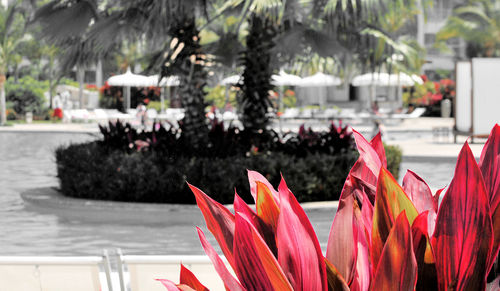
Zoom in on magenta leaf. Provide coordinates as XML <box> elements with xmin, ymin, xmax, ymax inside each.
<box><xmin>432</xmin><ymin>143</ymin><xmax>493</xmax><ymax>291</ymax></box>
<box><xmin>276</xmin><ymin>183</ymin><xmax>327</xmax><ymax>291</ymax></box>
<box><xmin>403</xmin><ymin>169</ymin><xmax>437</xmax><ymax>213</ymax></box>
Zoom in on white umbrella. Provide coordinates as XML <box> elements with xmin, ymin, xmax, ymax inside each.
<box><xmin>296</xmin><ymin>72</ymin><xmax>341</xmax><ymax>108</ymax></box>
<box><xmin>147</xmin><ymin>75</ymin><xmax>181</xmax><ymax>87</ymax></box>
<box><xmin>271</xmin><ymin>70</ymin><xmax>302</xmax><ymax>86</ymax></box>
<box><xmin>351</xmin><ymin>72</ymin><xmax>423</xmax><ymax>87</ymax></box>
<box><xmin>298</xmin><ymin>72</ymin><xmax>342</xmax><ymax>87</ymax></box>
<box><xmin>351</xmin><ymin>72</ymin><xmax>423</xmax><ymax>109</ymax></box>
<box><xmin>271</xmin><ymin>70</ymin><xmax>302</xmax><ymax>116</ymax></box>
<box><xmin>107</xmin><ymin>67</ymin><xmax>150</xmax><ymax>109</ymax></box>
<box><xmin>220</xmin><ymin>75</ymin><xmax>241</xmax><ymax>86</ymax></box>
<box><xmin>147</xmin><ymin>75</ymin><xmax>181</xmax><ymax>113</ymax></box>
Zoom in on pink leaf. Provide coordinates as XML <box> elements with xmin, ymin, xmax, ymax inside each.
<box><xmin>361</xmin><ymin>191</ymin><xmax>373</xmax><ymax>241</ymax></box>
<box><xmin>197</xmin><ymin>228</ymin><xmax>244</xmax><ymax>291</ymax></box>
<box><xmin>370</xmin><ymin>132</ymin><xmax>387</xmax><ymax>169</ymax></box>
<box><xmin>189</xmin><ymin>183</ymin><xmax>236</xmax><ymax>270</ymax></box>
<box><xmin>326</xmin><ymin>194</ymin><xmax>358</xmax><ymax>285</ymax></box>
<box><xmin>157</xmin><ymin>279</ymin><xmax>182</xmax><ymax>291</ymax></box>
<box><xmin>350</xmin><ymin>130</ymin><xmax>384</xmax><ymax>201</ymax></box>
<box><xmin>234</xmin><ymin>193</ymin><xmax>277</xmax><ymax>256</ymax></box>
<box><xmin>432</xmin><ymin>143</ymin><xmax>493</xmax><ymax>291</ymax></box>
<box><xmin>233</xmin><ymin>213</ymin><xmax>293</xmax><ymax>291</ymax></box>
<box><xmin>276</xmin><ymin>183</ymin><xmax>327</xmax><ymax>291</ymax></box>
<box><xmin>350</xmin><ymin>213</ymin><xmax>371</xmax><ymax>291</ymax></box>
<box><xmin>403</xmin><ymin>170</ymin><xmax>437</xmax><ymax>213</ymax></box>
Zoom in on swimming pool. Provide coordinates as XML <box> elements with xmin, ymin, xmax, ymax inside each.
<box><xmin>0</xmin><ymin>131</ymin><xmax>454</xmax><ymax>256</ymax></box>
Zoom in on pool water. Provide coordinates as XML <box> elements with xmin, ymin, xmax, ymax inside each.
<box><xmin>0</xmin><ymin>132</ymin><xmax>338</xmax><ymax>256</ymax></box>
<box><xmin>0</xmin><ymin>131</ymin><xmax>455</xmax><ymax>256</ymax></box>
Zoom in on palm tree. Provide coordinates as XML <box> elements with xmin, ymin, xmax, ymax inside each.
<box><xmin>35</xmin><ymin>0</ymin><xmax>241</xmax><ymax>147</ymax></box>
<box><xmin>0</xmin><ymin>2</ymin><xmax>28</xmax><ymax>125</ymax></box>
<box><xmin>436</xmin><ymin>0</ymin><xmax>500</xmax><ymax>58</ymax></box>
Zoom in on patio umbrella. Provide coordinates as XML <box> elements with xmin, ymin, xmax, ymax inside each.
<box><xmin>298</xmin><ymin>72</ymin><xmax>341</xmax><ymax>107</ymax></box>
<box><xmin>298</xmin><ymin>72</ymin><xmax>342</xmax><ymax>87</ymax></box>
<box><xmin>147</xmin><ymin>75</ymin><xmax>181</xmax><ymax>113</ymax></box>
<box><xmin>351</xmin><ymin>72</ymin><xmax>423</xmax><ymax>109</ymax></box>
<box><xmin>271</xmin><ymin>70</ymin><xmax>302</xmax><ymax>86</ymax></box>
<box><xmin>107</xmin><ymin>67</ymin><xmax>150</xmax><ymax>110</ymax></box>
<box><xmin>271</xmin><ymin>70</ymin><xmax>303</xmax><ymax>113</ymax></box>
<box><xmin>351</xmin><ymin>72</ymin><xmax>423</xmax><ymax>87</ymax></box>
<box><xmin>220</xmin><ymin>75</ymin><xmax>240</xmax><ymax>86</ymax></box>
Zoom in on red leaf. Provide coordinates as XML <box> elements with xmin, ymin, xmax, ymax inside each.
<box><xmin>403</xmin><ymin>170</ymin><xmax>437</xmax><ymax>213</ymax></box>
<box><xmin>276</xmin><ymin>184</ymin><xmax>327</xmax><ymax>291</ymax></box>
<box><xmin>324</xmin><ymin>258</ymin><xmax>350</xmax><ymax>291</ymax></box>
<box><xmin>197</xmin><ymin>228</ymin><xmax>244</xmax><ymax>291</ymax></box>
<box><xmin>434</xmin><ymin>188</ymin><xmax>444</xmax><ymax>205</ymax></box>
<box><xmin>233</xmin><ymin>213</ymin><xmax>293</xmax><ymax>291</ymax></box>
<box><xmin>180</xmin><ymin>264</ymin><xmax>209</xmax><ymax>291</ymax></box>
<box><xmin>248</xmin><ymin>170</ymin><xmax>279</xmax><ymax>204</ymax></box>
<box><xmin>479</xmin><ymin>124</ymin><xmax>500</xmax><ymax>271</ymax></box>
<box><xmin>361</xmin><ymin>192</ymin><xmax>373</xmax><ymax>241</ymax></box>
<box><xmin>234</xmin><ymin>193</ymin><xmax>277</xmax><ymax>256</ymax></box>
<box><xmin>371</xmin><ymin>212</ymin><xmax>417</xmax><ymax>291</ymax></box>
<box><xmin>189</xmin><ymin>183</ymin><xmax>236</xmax><ymax>270</ymax></box>
<box><xmin>326</xmin><ymin>194</ymin><xmax>358</xmax><ymax>285</ymax></box>
<box><xmin>411</xmin><ymin>212</ymin><xmax>438</xmax><ymax>291</ymax></box>
<box><xmin>431</xmin><ymin>143</ymin><xmax>493</xmax><ymax>291</ymax></box>
<box><xmin>371</xmin><ymin>168</ymin><xmax>419</xmax><ymax>271</ymax></box>
<box><xmin>479</xmin><ymin>124</ymin><xmax>500</xmax><ymax>209</ymax></box>
<box><xmin>370</xmin><ymin>132</ymin><xmax>387</xmax><ymax>169</ymax></box>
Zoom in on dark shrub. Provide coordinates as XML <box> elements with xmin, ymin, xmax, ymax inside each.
<box><xmin>56</xmin><ymin>120</ymin><xmax>401</xmax><ymax>204</ymax></box>
<box><xmin>56</xmin><ymin>142</ymin><xmax>358</xmax><ymax>204</ymax></box>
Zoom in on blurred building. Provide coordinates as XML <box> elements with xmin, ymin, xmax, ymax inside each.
<box><xmin>417</xmin><ymin>0</ymin><xmax>465</xmax><ymax>80</ymax></box>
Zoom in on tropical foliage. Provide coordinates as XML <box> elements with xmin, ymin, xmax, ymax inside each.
<box><xmin>437</xmin><ymin>0</ymin><xmax>500</xmax><ymax>58</ymax></box>
<box><xmin>159</xmin><ymin>124</ymin><xmax>500</xmax><ymax>290</ymax></box>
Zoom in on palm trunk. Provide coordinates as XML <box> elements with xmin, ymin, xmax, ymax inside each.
<box><xmin>0</xmin><ymin>75</ymin><xmax>5</xmax><ymax>125</ymax></box>
<box><xmin>77</xmin><ymin>66</ymin><xmax>85</xmax><ymax>109</ymax></box>
<box><xmin>96</xmin><ymin>58</ymin><xmax>103</xmax><ymax>88</ymax></box>
<box><xmin>170</xmin><ymin>18</ymin><xmax>208</xmax><ymax>148</ymax></box>
<box><xmin>238</xmin><ymin>15</ymin><xmax>276</xmax><ymax>132</ymax></box>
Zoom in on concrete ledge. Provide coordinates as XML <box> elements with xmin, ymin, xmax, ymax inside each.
<box><xmin>21</xmin><ymin>188</ymin><xmax>339</xmax><ymax>225</ymax></box>
<box><xmin>21</xmin><ymin>188</ymin><xmax>204</xmax><ymax>225</ymax></box>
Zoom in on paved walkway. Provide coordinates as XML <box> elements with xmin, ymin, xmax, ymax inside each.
<box><xmin>0</xmin><ymin>117</ymin><xmax>491</xmax><ymax>160</ymax></box>
<box><xmin>0</xmin><ymin>122</ymin><xmax>99</xmax><ymax>133</ymax></box>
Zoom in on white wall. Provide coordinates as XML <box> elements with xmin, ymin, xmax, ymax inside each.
<box><xmin>471</xmin><ymin>58</ymin><xmax>500</xmax><ymax>135</ymax></box>
<box><xmin>455</xmin><ymin>61</ymin><xmax>471</xmax><ymax>133</ymax></box>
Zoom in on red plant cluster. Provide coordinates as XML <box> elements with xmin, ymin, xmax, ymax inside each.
<box><xmin>85</xmin><ymin>84</ymin><xmax>98</xmax><ymax>91</ymax></box>
<box><xmin>159</xmin><ymin>125</ymin><xmax>500</xmax><ymax>291</ymax></box>
<box><xmin>52</xmin><ymin>108</ymin><xmax>63</xmax><ymax>119</ymax></box>
<box><xmin>411</xmin><ymin>76</ymin><xmax>456</xmax><ymax>106</ymax></box>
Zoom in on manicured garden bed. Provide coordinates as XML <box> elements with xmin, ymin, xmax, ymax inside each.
<box><xmin>55</xmin><ymin>121</ymin><xmax>402</xmax><ymax>204</ymax></box>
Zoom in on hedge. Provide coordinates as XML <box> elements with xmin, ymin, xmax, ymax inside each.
<box><xmin>55</xmin><ymin>142</ymin><xmax>402</xmax><ymax>204</ymax></box>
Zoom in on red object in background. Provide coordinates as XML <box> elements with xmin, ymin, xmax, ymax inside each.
<box><xmin>143</xmin><ymin>98</ymin><xmax>150</xmax><ymax>105</ymax></box>
<box><xmin>85</xmin><ymin>84</ymin><xmax>98</xmax><ymax>90</ymax></box>
<box><xmin>53</xmin><ymin>108</ymin><xmax>63</xmax><ymax>119</ymax></box>
<box><xmin>420</xmin><ymin>75</ymin><xmax>428</xmax><ymax>82</ymax></box>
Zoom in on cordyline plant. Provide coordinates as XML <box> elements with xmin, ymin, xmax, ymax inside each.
<box><xmin>158</xmin><ymin>124</ymin><xmax>500</xmax><ymax>291</ymax></box>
